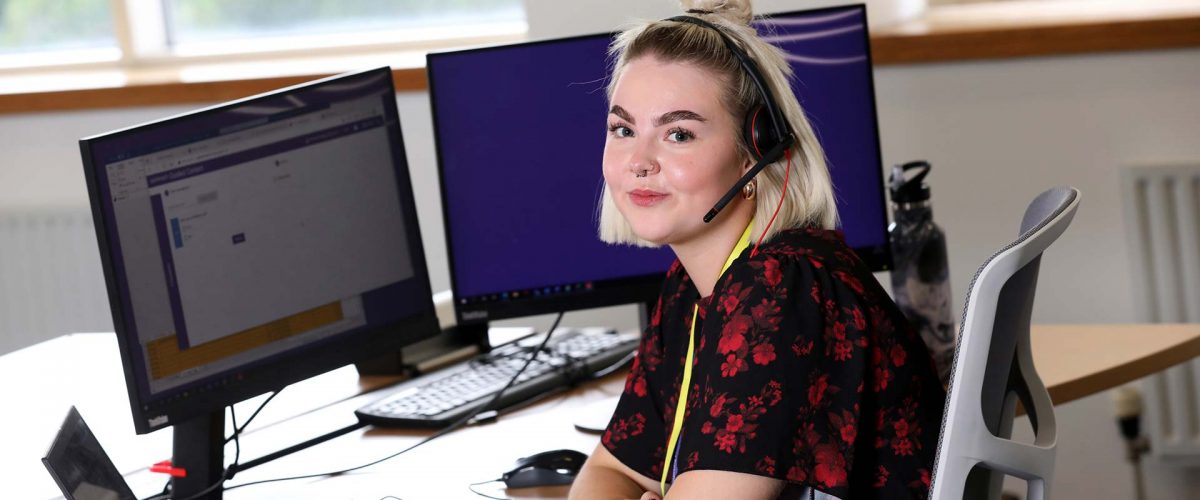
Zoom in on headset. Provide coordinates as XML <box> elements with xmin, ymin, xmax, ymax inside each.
<box><xmin>666</xmin><ymin>14</ymin><xmax>797</xmax><ymax>223</ymax></box>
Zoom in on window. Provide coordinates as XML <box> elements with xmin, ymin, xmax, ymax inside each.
<box><xmin>165</xmin><ymin>0</ymin><xmax>524</xmax><ymax>47</ymax></box>
<box><xmin>0</xmin><ymin>0</ymin><xmax>119</xmax><ymax>69</ymax></box>
<box><xmin>0</xmin><ymin>0</ymin><xmax>526</xmax><ymax>72</ymax></box>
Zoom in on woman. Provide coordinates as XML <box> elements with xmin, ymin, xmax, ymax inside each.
<box><xmin>569</xmin><ymin>1</ymin><xmax>946</xmax><ymax>499</ymax></box>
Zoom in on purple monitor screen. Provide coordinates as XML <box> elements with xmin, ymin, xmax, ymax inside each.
<box><xmin>429</xmin><ymin>5</ymin><xmax>888</xmax><ymax>320</ymax></box>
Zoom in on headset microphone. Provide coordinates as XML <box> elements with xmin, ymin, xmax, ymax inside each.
<box><xmin>703</xmin><ymin>135</ymin><xmax>793</xmax><ymax>223</ymax></box>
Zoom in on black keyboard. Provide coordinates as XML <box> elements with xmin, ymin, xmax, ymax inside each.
<box><xmin>355</xmin><ymin>327</ymin><xmax>639</xmax><ymax>428</ymax></box>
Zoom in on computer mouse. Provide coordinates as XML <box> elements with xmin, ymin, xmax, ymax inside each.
<box><xmin>502</xmin><ymin>448</ymin><xmax>589</xmax><ymax>489</ymax></box>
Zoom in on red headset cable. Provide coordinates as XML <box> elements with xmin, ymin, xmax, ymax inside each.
<box><xmin>751</xmin><ymin>148</ymin><xmax>791</xmax><ymax>258</ymax></box>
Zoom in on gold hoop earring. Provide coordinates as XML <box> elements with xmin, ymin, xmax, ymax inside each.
<box><xmin>742</xmin><ymin>180</ymin><xmax>756</xmax><ymax>200</ymax></box>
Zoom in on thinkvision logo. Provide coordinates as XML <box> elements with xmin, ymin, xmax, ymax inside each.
<box><xmin>462</xmin><ymin>310</ymin><xmax>488</xmax><ymax>321</ymax></box>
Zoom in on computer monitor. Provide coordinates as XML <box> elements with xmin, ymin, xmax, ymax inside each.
<box><xmin>79</xmin><ymin>67</ymin><xmax>439</xmax><ymax>497</ymax></box>
<box><xmin>428</xmin><ymin>4</ymin><xmax>888</xmax><ymax>329</ymax></box>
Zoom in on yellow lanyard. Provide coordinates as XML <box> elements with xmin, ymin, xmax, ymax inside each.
<box><xmin>659</xmin><ymin>221</ymin><xmax>754</xmax><ymax>495</ymax></box>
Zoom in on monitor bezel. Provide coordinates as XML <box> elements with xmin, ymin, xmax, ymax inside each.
<box><xmin>80</xmin><ymin>67</ymin><xmax>440</xmax><ymax>435</ymax></box>
<box><xmin>844</xmin><ymin>3</ymin><xmax>894</xmax><ymax>272</ymax></box>
<box><xmin>428</xmin><ymin>3</ymin><xmax>891</xmax><ymax>326</ymax></box>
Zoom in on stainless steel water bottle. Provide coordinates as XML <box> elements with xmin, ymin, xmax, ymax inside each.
<box><xmin>888</xmin><ymin>160</ymin><xmax>954</xmax><ymax>382</ymax></box>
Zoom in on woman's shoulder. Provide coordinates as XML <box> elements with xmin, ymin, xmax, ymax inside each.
<box><xmin>750</xmin><ymin>226</ymin><xmax>859</xmax><ymax>268</ymax></box>
<box><xmin>734</xmin><ymin>227</ymin><xmax>874</xmax><ymax>290</ymax></box>
<box><xmin>712</xmin><ymin>226</ymin><xmax>897</xmax><ymax>326</ymax></box>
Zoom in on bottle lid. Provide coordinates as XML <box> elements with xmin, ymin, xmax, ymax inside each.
<box><xmin>890</xmin><ymin>160</ymin><xmax>932</xmax><ymax>203</ymax></box>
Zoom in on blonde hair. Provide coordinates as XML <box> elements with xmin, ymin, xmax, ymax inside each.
<box><xmin>598</xmin><ymin>0</ymin><xmax>839</xmax><ymax>247</ymax></box>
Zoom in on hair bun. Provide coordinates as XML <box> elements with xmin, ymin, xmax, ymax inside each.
<box><xmin>679</xmin><ymin>0</ymin><xmax>753</xmax><ymax>26</ymax></box>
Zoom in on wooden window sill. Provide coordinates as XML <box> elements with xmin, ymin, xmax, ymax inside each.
<box><xmin>869</xmin><ymin>0</ymin><xmax>1200</xmax><ymax>65</ymax></box>
<box><xmin>0</xmin><ymin>1</ymin><xmax>1197</xmax><ymax>115</ymax></box>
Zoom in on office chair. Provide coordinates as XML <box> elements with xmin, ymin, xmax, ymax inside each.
<box><xmin>930</xmin><ymin>187</ymin><xmax>1081</xmax><ymax>500</ymax></box>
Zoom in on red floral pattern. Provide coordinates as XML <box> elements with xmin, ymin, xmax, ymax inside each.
<box><xmin>602</xmin><ymin>228</ymin><xmax>945</xmax><ymax>499</ymax></box>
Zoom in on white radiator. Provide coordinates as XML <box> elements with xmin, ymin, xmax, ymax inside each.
<box><xmin>1121</xmin><ymin>164</ymin><xmax>1200</xmax><ymax>462</ymax></box>
<box><xmin>0</xmin><ymin>207</ymin><xmax>112</xmax><ymax>354</ymax></box>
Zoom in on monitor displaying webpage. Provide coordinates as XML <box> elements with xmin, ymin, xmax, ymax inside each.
<box><xmin>98</xmin><ymin>81</ymin><xmax>416</xmax><ymax>396</ymax></box>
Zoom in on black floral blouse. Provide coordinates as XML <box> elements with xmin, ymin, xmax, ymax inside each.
<box><xmin>602</xmin><ymin>227</ymin><xmax>946</xmax><ymax>499</ymax></box>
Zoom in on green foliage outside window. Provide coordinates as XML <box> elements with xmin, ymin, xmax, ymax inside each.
<box><xmin>166</xmin><ymin>0</ymin><xmax>524</xmax><ymax>44</ymax></box>
<box><xmin>0</xmin><ymin>0</ymin><xmax>114</xmax><ymax>54</ymax></box>
<box><xmin>0</xmin><ymin>0</ymin><xmax>522</xmax><ymax>55</ymax></box>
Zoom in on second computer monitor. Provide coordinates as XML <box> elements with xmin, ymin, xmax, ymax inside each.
<box><xmin>429</xmin><ymin>5</ymin><xmax>888</xmax><ymax>326</ymax></box>
<box><xmin>80</xmin><ymin>68</ymin><xmax>439</xmax><ymax>435</ymax></box>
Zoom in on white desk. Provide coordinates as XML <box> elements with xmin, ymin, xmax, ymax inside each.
<box><xmin>5</xmin><ymin>324</ymin><xmax>1199</xmax><ymax>499</ymax></box>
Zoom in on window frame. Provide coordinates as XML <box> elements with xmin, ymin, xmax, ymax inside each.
<box><xmin>0</xmin><ymin>0</ymin><xmax>528</xmax><ymax>80</ymax></box>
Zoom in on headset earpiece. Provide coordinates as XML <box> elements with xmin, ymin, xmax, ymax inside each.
<box><xmin>743</xmin><ymin>104</ymin><xmax>785</xmax><ymax>163</ymax></box>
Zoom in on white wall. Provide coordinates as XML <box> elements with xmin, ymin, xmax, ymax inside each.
<box><xmin>871</xmin><ymin>48</ymin><xmax>1200</xmax><ymax>500</ymax></box>
<box><xmin>1</xmin><ymin>1</ymin><xmax>1198</xmax><ymax>498</ymax></box>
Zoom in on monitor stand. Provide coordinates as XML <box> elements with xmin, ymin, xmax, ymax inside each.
<box><xmin>354</xmin><ymin>322</ymin><xmax>489</xmax><ymax>376</ymax></box>
<box><xmin>170</xmin><ymin>405</ymin><xmax>367</xmax><ymax>499</ymax></box>
<box><xmin>355</xmin><ymin>300</ymin><xmax>654</xmax><ymax>377</ymax></box>
<box><xmin>171</xmin><ymin>411</ymin><xmax>224</xmax><ymax>499</ymax></box>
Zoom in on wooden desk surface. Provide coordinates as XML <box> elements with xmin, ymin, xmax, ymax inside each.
<box><xmin>1034</xmin><ymin>324</ymin><xmax>1200</xmax><ymax>405</ymax></box>
<box><xmin>5</xmin><ymin>324</ymin><xmax>1199</xmax><ymax>499</ymax></box>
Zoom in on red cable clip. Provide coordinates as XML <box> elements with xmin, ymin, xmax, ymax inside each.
<box><xmin>150</xmin><ymin>460</ymin><xmax>188</xmax><ymax>478</ymax></box>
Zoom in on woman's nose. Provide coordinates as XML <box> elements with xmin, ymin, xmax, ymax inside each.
<box><xmin>627</xmin><ymin>139</ymin><xmax>660</xmax><ymax>178</ymax></box>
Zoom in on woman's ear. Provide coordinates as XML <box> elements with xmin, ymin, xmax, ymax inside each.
<box><xmin>741</xmin><ymin>153</ymin><xmax>755</xmax><ymax>174</ymax></box>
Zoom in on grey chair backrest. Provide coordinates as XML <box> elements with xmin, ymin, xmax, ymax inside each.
<box><xmin>930</xmin><ymin>187</ymin><xmax>1081</xmax><ymax>500</ymax></box>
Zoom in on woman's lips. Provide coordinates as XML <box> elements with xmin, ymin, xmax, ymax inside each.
<box><xmin>629</xmin><ymin>189</ymin><xmax>668</xmax><ymax>207</ymax></box>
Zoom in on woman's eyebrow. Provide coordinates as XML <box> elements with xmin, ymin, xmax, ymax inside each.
<box><xmin>608</xmin><ymin>106</ymin><xmax>706</xmax><ymax>127</ymax></box>
<box><xmin>609</xmin><ymin>105</ymin><xmax>635</xmax><ymax>124</ymax></box>
<box><xmin>655</xmin><ymin>110</ymin><xmax>706</xmax><ymax>127</ymax></box>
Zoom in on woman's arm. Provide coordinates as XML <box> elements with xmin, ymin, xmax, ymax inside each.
<box><xmin>569</xmin><ymin>443</ymin><xmax>660</xmax><ymax>499</ymax></box>
<box><xmin>665</xmin><ymin>470</ymin><xmax>785</xmax><ymax>499</ymax></box>
<box><xmin>570</xmin><ymin>445</ymin><xmax>785</xmax><ymax>500</ymax></box>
